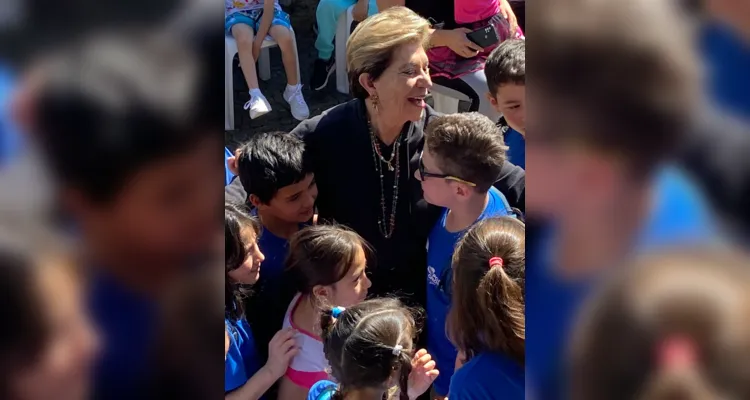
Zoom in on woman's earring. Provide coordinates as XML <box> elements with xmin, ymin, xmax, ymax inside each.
<box><xmin>371</xmin><ymin>93</ymin><xmax>380</xmax><ymax>112</ymax></box>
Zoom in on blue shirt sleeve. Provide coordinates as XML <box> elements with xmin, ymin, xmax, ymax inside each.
<box><xmin>307</xmin><ymin>380</ymin><xmax>337</xmax><ymax>400</ymax></box>
<box><xmin>449</xmin><ymin>353</ymin><xmax>525</xmax><ymax>400</ymax></box>
<box><xmin>225</xmin><ymin>147</ymin><xmax>235</xmax><ymax>186</ymax></box>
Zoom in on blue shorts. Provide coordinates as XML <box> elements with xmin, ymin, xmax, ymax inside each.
<box><xmin>225</xmin><ymin>9</ymin><xmax>292</xmax><ymax>36</ymax></box>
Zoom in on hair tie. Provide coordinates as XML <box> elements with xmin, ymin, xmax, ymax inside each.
<box><xmin>489</xmin><ymin>257</ymin><xmax>504</xmax><ymax>268</ymax></box>
<box><xmin>392</xmin><ymin>344</ymin><xmax>403</xmax><ymax>356</ymax></box>
<box><xmin>658</xmin><ymin>336</ymin><xmax>696</xmax><ymax>370</ymax></box>
<box><xmin>331</xmin><ymin>306</ymin><xmax>346</xmax><ymax>318</ymax></box>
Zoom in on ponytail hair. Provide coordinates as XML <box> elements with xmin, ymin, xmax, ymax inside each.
<box><xmin>224</xmin><ymin>202</ymin><xmax>260</xmax><ymax>321</ymax></box>
<box><xmin>319</xmin><ymin>299</ymin><xmax>420</xmax><ymax>400</ymax></box>
<box><xmin>569</xmin><ymin>249</ymin><xmax>750</xmax><ymax>400</ymax></box>
<box><xmin>447</xmin><ymin>216</ymin><xmax>525</xmax><ymax>364</ymax></box>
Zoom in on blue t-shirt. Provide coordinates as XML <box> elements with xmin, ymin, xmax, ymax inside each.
<box><xmin>0</xmin><ymin>66</ymin><xmax>20</xmax><ymax>166</ymax></box>
<box><xmin>702</xmin><ymin>23</ymin><xmax>750</xmax><ymax>121</ymax></box>
<box><xmin>526</xmin><ymin>167</ymin><xmax>717</xmax><ymax>400</ymax></box>
<box><xmin>307</xmin><ymin>380</ymin><xmax>338</xmax><ymax>400</ymax></box>
<box><xmin>88</xmin><ymin>272</ymin><xmax>156</xmax><ymax>399</ymax></box>
<box><xmin>504</xmin><ymin>128</ymin><xmax>525</xmax><ymax>170</ymax></box>
<box><xmin>426</xmin><ymin>186</ymin><xmax>512</xmax><ymax>395</ymax></box>
<box><xmin>449</xmin><ymin>352</ymin><xmax>524</xmax><ymax>400</ymax></box>
<box><xmin>256</xmin><ymin>225</ymin><xmax>293</xmax><ymax>287</ymax></box>
<box><xmin>225</xmin><ymin>147</ymin><xmax>235</xmax><ymax>186</ymax></box>
<box><xmin>225</xmin><ymin>317</ymin><xmax>262</xmax><ymax>392</ymax></box>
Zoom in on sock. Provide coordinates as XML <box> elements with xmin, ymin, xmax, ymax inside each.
<box><xmin>285</xmin><ymin>84</ymin><xmax>300</xmax><ymax>93</ymax></box>
<box><xmin>249</xmin><ymin>88</ymin><xmax>262</xmax><ymax>98</ymax></box>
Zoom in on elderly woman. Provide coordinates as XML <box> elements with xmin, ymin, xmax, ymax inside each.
<box><xmin>291</xmin><ymin>7</ymin><xmax>436</xmax><ymax>309</ymax></box>
<box><xmin>291</xmin><ymin>7</ymin><xmax>524</xmax><ymax>308</ymax></box>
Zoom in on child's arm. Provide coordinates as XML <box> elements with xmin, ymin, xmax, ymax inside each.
<box><xmin>226</xmin><ymin>327</ymin><xmax>298</xmax><ymax>400</ymax></box>
<box><xmin>375</xmin><ymin>0</ymin><xmax>403</xmax><ymax>11</ymax></box>
<box><xmin>498</xmin><ymin>0</ymin><xmax>519</xmax><ymax>34</ymax></box>
<box><xmin>225</xmin><ymin>366</ymin><xmax>278</xmax><ymax>400</ymax></box>
<box><xmin>352</xmin><ymin>0</ymin><xmax>370</xmax><ymax>21</ymax></box>
<box><xmin>252</xmin><ymin>0</ymin><xmax>277</xmax><ymax>59</ymax></box>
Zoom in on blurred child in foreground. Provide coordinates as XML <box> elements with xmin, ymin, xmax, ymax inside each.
<box><xmin>0</xmin><ymin>235</ymin><xmax>100</xmax><ymax>400</ymax></box>
<box><xmin>569</xmin><ymin>249</ymin><xmax>750</xmax><ymax>400</ymax></box>
<box><xmin>526</xmin><ymin>0</ymin><xmax>717</xmax><ymax>397</ymax></box>
<box><xmin>30</xmin><ymin>32</ymin><xmax>222</xmax><ymax>398</ymax></box>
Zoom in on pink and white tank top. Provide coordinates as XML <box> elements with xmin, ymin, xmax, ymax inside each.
<box><xmin>283</xmin><ymin>293</ymin><xmax>331</xmax><ymax>389</ymax></box>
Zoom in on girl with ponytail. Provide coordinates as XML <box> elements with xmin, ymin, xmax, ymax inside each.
<box><xmin>307</xmin><ymin>299</ymin><xmax>439</xmax><ymax>400</ymax></box>
<box><xmin>446</xmin><ymin>216</ymin><xmax>525</xmax><ymax>399</ymax></box>
<box><xmin>568</xmin><ymin>249</ymin><xmax>750</xmax><ymax>400</ymax></box>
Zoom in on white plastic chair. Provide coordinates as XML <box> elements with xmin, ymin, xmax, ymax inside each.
<box><xmin>430</xmin><ymin>84</ymin><xmax>472</xmax><ymax>114</ymax></box>
<box><xmin>225</xmin><ymin>31</ymin><xmax>302</xmax><ymax>130</ymax></box>
<box><xmin>334</xmin><ymin>5</ymin><xmax>354</xmax><ymax>95</ymax></box>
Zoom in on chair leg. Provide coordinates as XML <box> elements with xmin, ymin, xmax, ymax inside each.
<box><xmin>291</xmin><ymin>33</ymin><xmax>301</xmax><ymax>86</ymax></box>
<box><xmin>335</xmin><ymin>7</ymin><xmax>351</xmax><ymax>94</ymax></box>
<box><xmin>432</xmin><ymin>92</ymin><xmax>460</xmax><ymax>114</ymax></box>
<box><xmin>225</xmin><ymin>52</ymin><xmax>236</xmax><ymax>130</ymax></box>
<box><xmin>258</xmin><ymin>47</ymin><xmax>271</xmax><ymax>81</ymax></box>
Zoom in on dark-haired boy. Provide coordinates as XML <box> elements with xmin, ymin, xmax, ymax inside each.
<box><xmin>416</xmin><ymin>112</ymin><xmax>514</xmax><ymax>398</ymax></box>
<box><xmin>32</xmin><ymin>34</ymin><xmax>222</xmax><ymax>399</ymax></box>
<box><xmin>485</xmin><ymin>38</ymin><xmax>525</xmax><ymax>169</ymax></box>
<box><xmin>228</xmin><ymin>131</ymin><xmax>317</xmax><ymax>362</ymax></box>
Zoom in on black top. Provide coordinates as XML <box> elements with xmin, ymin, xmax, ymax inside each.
<box><xmin>291</xmin><ymin>99</ymin><xmax>440</xmax><ymax>306</ymax></box>
<box><xmin>290</xmin><ymin>99</ymin><xmax>526</xmax><ymax>306</ymax></box>
<box><xmin>405</xmin><ymin>0</ymin><xmax>457</xmax><ymax>30</ymax></box>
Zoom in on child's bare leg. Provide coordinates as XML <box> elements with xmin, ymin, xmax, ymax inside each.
<box><xmin>269</xmin><ymin>25</ymin><xmax>298</xmax><ymax>86</ymax></box>
<box><xmin>231</xmin><ymin>24</ymin><xmax>260</xmax><ymax>90</ymax></box>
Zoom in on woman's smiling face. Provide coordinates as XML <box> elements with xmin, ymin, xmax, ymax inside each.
<box><xmin>368</xmin><ymin>41</ymin><xmax>433</xmax><ymax>123</ymax></box>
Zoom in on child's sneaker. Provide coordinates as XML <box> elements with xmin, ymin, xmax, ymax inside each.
<box><xmin>283</xmin><ymin>84</ymin><xmax>310</xmax><ymax>121</ymax></box>
<box><xmin>244</xmin><ymin>91</ymin><xmax>271</xmax><ymax>120</ymax></box>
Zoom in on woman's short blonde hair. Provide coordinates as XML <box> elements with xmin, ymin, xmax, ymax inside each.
<box><xmin>346</xmin><ymin>6</ymin><xmax>431</xmax><ymax>99</ymax></box>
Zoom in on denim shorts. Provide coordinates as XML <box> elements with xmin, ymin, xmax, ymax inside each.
<box><xmin>225</xmin><ymin>8</ymin><xmax>292</xmax><ymax>36</ymax></box>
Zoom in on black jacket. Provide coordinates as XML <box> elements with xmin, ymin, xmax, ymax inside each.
<box><xmin>289</xmin><ymin>99</ymin><xmax>526</xmax><ymax>305</ymax></box>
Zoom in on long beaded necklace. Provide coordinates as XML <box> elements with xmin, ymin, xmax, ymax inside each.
<box><xmin>368</xmin><ymin>118</ymin><xmax>402</xmax><ymax>239</ymax></box>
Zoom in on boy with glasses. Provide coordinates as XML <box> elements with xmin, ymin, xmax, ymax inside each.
<box><xmin>415</xmin><ymin>112</ymin><xmax>514</xmax><ymax>399</ymax></box>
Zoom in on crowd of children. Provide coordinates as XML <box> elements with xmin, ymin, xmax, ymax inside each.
<box><xmin>223</xmin><ymin>1</ymin><xmax>529</xmax><ymax>397</ymax></box>
<box><xmin>3</xmin><ymin>0</ymin><xmax>750</xmax><ymax>399</ymax></box>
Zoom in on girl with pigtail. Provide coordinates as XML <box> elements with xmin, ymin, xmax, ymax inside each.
<box><xmin>307</xmin><ymin>299</ymin><xmax>439</xmax><ymax>400</ymax></box>
<box><xmin>568</xmin><ymin>249</ymin><xmax>750</xmax><ymax>400</ymax></box>
<box><xmin>446</xmin><ymin>216</ymin><xmax>525</xmax><ymax>399</ymax></box>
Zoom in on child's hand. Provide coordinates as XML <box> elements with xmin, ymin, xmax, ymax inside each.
<box><xmin>227</xmin><ymin>152</ymin><xmax>239</xmax><ymax>175</ymax></box>
<box><xmin>498</xmin><ymin>0</ymin><xmax>519</xmax><ymax>34</ymax></box>
<box><xmin>252</xmin><ymin>38</ymin><xmax>263</xmax><ymax>61</ymax></box>
<box><xmin>444</xmin><ymin>28</ymin><xmax>483</xmax><ymax>58</ymax></box>
<box><xmin>407</xmin><ymin>349</ymin><xmax>439</xmax><ymax>400</ymax></box>
<box><xmin>352</xmin><ymin>0</ymin><xmax>369</xmax><ymax>21</ymax></box>
<box><xmin>225</xmin><ymin>330</ymin><xmax>230</xmax><ymax>361</ymax></box>
<box><xmin>264</xmin><ymin>328</ymin><xmax>299</xmax><ymax>380</ymax></box>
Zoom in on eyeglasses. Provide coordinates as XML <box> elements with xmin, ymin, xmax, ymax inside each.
<box><xmin>417</xmin><ymin>152</ymin><xmax>477</xmax><ymax>187</ymax></box>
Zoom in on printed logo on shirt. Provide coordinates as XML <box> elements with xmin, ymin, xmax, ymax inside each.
<box><xmin>427</xmin><ymin>266</ymin><xmax>440</xmax><ymax>287</ymax></box>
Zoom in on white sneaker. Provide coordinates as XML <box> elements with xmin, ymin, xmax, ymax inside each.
<box><xmin>283</xmin><ymin>85</ymin><xmax>310</xmax><ymax>121</ymax></box>
<box><xmin>244</xmin><ymin>92</ymin><xmax>271</xmax><ymax>120</ymax></box>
